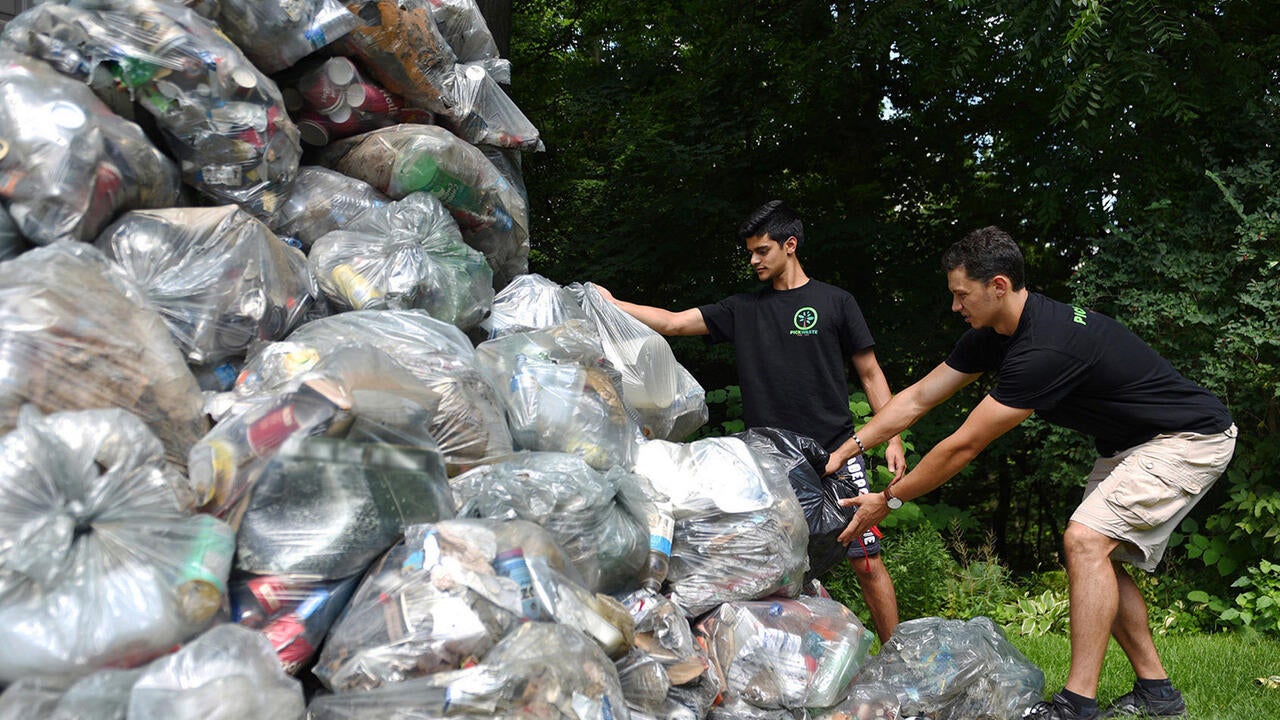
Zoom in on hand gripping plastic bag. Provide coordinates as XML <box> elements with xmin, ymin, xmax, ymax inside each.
<box><xmin>736</xmin><ymin>427</ymin><xmax>860</xmax><ymax>580</ymax></box>
<box><xmin>309</xmin><ymin>192</ymin><xmax>494</xmax><ymax>329</ymax></box>
<box><xmin>307</xmin><ymin>622</ymin><xmax>630</xmax><ymax>720</ymax></box>
<box><xmin>316</xmin><ymin>123</ymin><xmax>529</xmax><ymax>286</ymax></box>
<box><xmin>270</xmin><ymin>166</ymin><xmax>390</xmax><ymax>249</ymax></box>
<box><xmin>480</xmin><ymin>273</ymin><xmax>589</xmax><ymax>339</ymax></box>
<box><xmin>695</xmin><ymin>597</ymin><xmax>874</xmax><ymax>713</ymax></box>
<box><xmin>2</xmin><ymin>0</ymin><xmax>301</xmax><ymax>220</ymax></box>
<box><xmin>575</xmin><ymin>283</ymin><xmax>708</xmax><ymax>441</ymax></box>
<box><xmin>841</xmin><ymin>616</ymin><xmax>1045</xmax><ymax>719</ymax></box>
<box><xmin>236</xmin><ymin>434</ymin><xmax>455</xmax><ymax>578</ymax></box>
<box><xmin>451</xmin><ymin>451</ymin><xmax>649</xmax><ymax>593</ymax></box>
<box><xmin>633</xmin><ymin>438</ymin><xmax>810</xmax><ymax>617</ymax></box>
<box><xmin>0</xmin><ymin>406</ymin><xmax>235</xmax><ymax>682</ymax></box>
<box><xmin>127</xmin><ymin>623</ymin><xmax>306</xmax><ymax>720</ymax></box>
<box><xmin>234</xmin><ymin>310</ymin><xmax>512</xmax><ymax>472</ymax></box>
<box><xmin>314</xmin><ymin>518</ymin><xmax>580</xmax><ymax>691</ymax></box>
<box><xmin>478</xmin><ymin>329</ymin><xmax>638</xmax><ymax>471</ymax></box>
<box><xmin>186</xmin><ymin>0</ymin><xmax>360</xmax><ymax>73</ymax></box>
<box><xmin>96</xmin><ymin>205</ymin><xmax>318</xmax><ymax>364</ymax></box>
<box><xmin>0</xmin><ymin>243</ymin><xmax>207</xmax><ymax>467</ymax></box>
<box><xmin>0</xmin><ymin>50</ymin><xmax>180</xmax><ymax>246</ymax></box>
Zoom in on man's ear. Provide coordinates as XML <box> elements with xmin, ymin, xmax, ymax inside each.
<box><xmin>991</xmin><ymin>274</ymin><xmax>1011</xmax><ymax>297</ymax></box>
<box><xmin>784</xmin><ymin>236</ymin><xmax>799</xmax><ymax>254</ymax></box>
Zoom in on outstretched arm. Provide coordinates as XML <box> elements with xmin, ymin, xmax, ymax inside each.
<box><xmin>594</xmin><ymin>284</ymin><xmax>709</xmax><ymax>336</ymax></box>
<box><xmin>850</xmin><ymin>348</ymin><xmax>907</xmax><ymax>481</ymax></box>
<box><xmin>837</xmin><ymin>395</ymin><xmax>1033</xmax><ymax>541</ymax></box>
<box><xmin>825</xmin><ymin>360</ymin><xmax>980</xmax><ymax>475</ymax></box>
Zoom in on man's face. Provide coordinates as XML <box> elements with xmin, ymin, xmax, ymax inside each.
<box><xmin>947</xmin><ymin>266</ymin><xmax>1001</xmax><ymax>329</ymax></box>
<box><xmin>745</xmin><ymin>233</ymin><xmax>791</xmax><ymax>281</ymax></box>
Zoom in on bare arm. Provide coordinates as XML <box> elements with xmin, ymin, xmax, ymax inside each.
<box><xmin>838</xmin><ymin>395</ymin><xmax>1033</xmax><ymax>541</ymax></box>
<box><xmin>825</xmin><ymin>361</ymin><xmax>981</xmax><ymax>474</ymax></box>
<box><xmin>594</xmin><ymin>285</ymin><xmax>709</xmax><ymax>336</ymax></box>
<box><xmin>850</xmin><ymin>348</ymin><xmax>907</xmax><ymax>480</ymax></box>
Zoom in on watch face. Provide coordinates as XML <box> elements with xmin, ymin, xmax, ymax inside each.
<box><xmin>886</xmin><ymin>496</ymin><xmax>903</xmax><ymax>510</ymax></box>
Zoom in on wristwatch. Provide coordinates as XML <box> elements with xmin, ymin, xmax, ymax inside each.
<box><xmin>883</xmin><ymin>483</ymin><xmax>904</xmax><ymax>510</ymax></box>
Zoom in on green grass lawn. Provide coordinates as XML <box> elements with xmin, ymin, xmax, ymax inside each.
<box><xmin>1008</xmin><ymin>632</ymin><xmax>1280</xmax><ymax>720</ymax></box>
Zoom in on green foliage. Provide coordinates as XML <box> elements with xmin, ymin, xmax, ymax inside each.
<box><xmin>1011</xmin><ymin>588</ymin><xmax>1072</xmax><ymax>637</ymax></box>
<box><xmin>1190</xmin><ymin>560</ymin><xmax>1280</xmax><ymax>637</ymax></box>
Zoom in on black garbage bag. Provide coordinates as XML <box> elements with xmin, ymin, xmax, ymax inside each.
<box><xmin>736</xmin><ymin>427</ymin><xmax>860</xmax><ymax>580</ymax></box>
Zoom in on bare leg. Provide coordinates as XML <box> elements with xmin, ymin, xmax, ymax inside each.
<box><xmin>850</xmin><ymin>554</ymin><xmax>899</xmax><ymax>643</ymax></box>
<box><xmin>1063</xmin><ymin>521</ymin><xmax>1123</xmax><ymax>698</ymax></box>
<box><xmin>1110</xmin><ymin>562</ymin><xmax>1169</xmax><ymax>680</ymax></box>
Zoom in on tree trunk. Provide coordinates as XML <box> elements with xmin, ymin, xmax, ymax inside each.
<box><xmin>474</xmin><ymin>0</ymin><xmax>511</xmax><ymax>59</ymax></box>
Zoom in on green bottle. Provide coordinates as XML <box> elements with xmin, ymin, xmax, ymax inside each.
<box><xmin>392</xmin><ymin>152</ymin><xmax>485</xmax><ymax>216</ymax></box>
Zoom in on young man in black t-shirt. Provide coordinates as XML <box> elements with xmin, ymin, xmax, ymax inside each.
<box><xmin>597</xmin><ymin>200</ymin><xmax>907</xmax><ymax>642</ymax></box>
<box><xmin>830</xmin><ymin>227</ymin><xmax>1236</xmax><ymax>720</ymax></box>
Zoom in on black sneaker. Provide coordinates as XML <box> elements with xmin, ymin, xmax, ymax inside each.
<box><xmin>1099</xmin><ymin>684</ymin><xmax>1187</xmax><ymax>718</ymax></box>
<box><xmin>1023</xmin><ymin>693</ymin><xmax>1100</xmax><ymax>720</ymax></box>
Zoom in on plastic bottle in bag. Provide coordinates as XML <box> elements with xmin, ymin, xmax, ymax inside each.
<box><xmin>642</xmin><ymin>504</ymin><xmax>675</xmax><ymax>594</ymax></box>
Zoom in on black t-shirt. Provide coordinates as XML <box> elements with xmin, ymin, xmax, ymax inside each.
<box><xmin>946</xmin><ymin>292</ymin><xmax>1232</xmax><ymax>455</ymax></box>
<box><xmin>699</xmin><ymin>280</ymin><xmax>875</xmax><ymax>452</ymax></box>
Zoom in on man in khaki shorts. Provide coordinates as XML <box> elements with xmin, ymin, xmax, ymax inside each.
<box><xmin>824</xmin><ymin>227</ymin><xmax>1235</xmax><ymax>720</ymax></box>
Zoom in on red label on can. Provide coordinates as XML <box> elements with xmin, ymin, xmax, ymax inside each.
<box><xmin>247</xmin><ymin>575</ymin><xmax>290</xmax><ymax>615</ymax></box>
<box><xmin>246</xmin><ymin>404</ymin><xmax>300</xmax><ymax>455</ymax></box>
<box><xmin>263</xmin><ymin>614</ymin><xmax>315</xmax><ymax>673</ymax></box>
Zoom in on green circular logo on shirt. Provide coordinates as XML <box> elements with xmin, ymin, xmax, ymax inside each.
<box><xmin>793</xmin><ymin>306</ymin><xmax>818</xmax><ymax>330</ymax></box>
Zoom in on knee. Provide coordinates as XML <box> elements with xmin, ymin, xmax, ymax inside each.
<box><xmin>849</xmin><ymin>555</ymin><xmax>888</xmax><ymax>581</ymax></box>
<box><xmin>1062</xmin><ymin>521</ymin><xmax>1114</xmax><ymax>562</ymax></box>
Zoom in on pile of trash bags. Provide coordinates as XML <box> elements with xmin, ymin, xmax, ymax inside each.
<box><xmin>0</xmin><ymin>1</ymin><xmax>1048</xmax><ymax>717</ymax></box>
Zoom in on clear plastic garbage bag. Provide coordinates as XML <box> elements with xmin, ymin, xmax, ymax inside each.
<box><xmin>2</xmin><ymin>0</ymin><xmax>301</xmax><ymax>220</ymax></box>
<box><xmin>0</xmin><ymin>407</ymin><xmax>235</xmax><ymax>682</ymax></box>
<box><xmin>127</xmin><ymin>623</ymin><xmax>306</xmax><ymax>720</ymax></box>
<box><xmin>307</xmin><ymin>622</ymin><xmax>630</xmax><ymax>719</ymax></box>
<box><xmin>96</xmin><ymin>205</ymin><xmax>317</xmax><ymax>365</ymax></box>
<box><xmin>736</xmin><ymin>428</ymin><xmax>860</xmax><ymax>581</ymax></box>
<box><xmin>574</xmin><ymin>282</ymin><xmax>708</xmax><ymax>441</ymax></box>
<box><xmin>188</xmin><ymin>376</ymin><xmax>355</xmax><ymax>528</ymax></box>
<box><xmin>616</xmin><ymin>589</ymin><xmax>716</xmax><ymax>720</ymax></box>
<box><xmin>186</xmin><ymin>0</ymin><xmax>360</xmax><ymax>73</ymax></box>
<box><xmin>233</xmin><ymin>310</ymin><xmax>512</xmax><ymax>472</ymax></box>
<box><xmin>316</xmin><ymin>123</ymin><xmax>529</xmax><ymax>286</ymax></box>
<box><xmin>451</xmin><ymin>451</ymin><xmax>649</xmax><ymax>593</ymax></box>
<box><xmin>481</xmin><ymin>273</ymin><xmax>590</xmax><ymax>339</ymax></box>
<box><xmin>842</xmin><ymin>616</ymin><xmax>1045</xmax><ymax>720</ymax></box>
<box><xmin>633</xmin><ymin>438</ymin><xmax>809</xmax><ymax>617</ymax></box>
<box><xmin>427</xmin><ymin>0</ymin><xmax>507</xmax><ymax>76</ymax></box>
<box><xmin>0</xmin><ymin>668</ymin><xmax>141</xmax><ymax>720</ymax></box>
<box><xmin>336</xmin><ymin>0</ymin><xmax>541</xmax><ymax>151</ymax></box>
<box><xmin>309</xmin><ymin>192</ymin><xmax>494</xmax><ymax>329</ymax></box>
<box><xmin>474</xmin><ymin>320</ymin><xmax>635</xmax><ymax>470</ymax></box>
<box><xmin>695</xmin><ymin>597</ymin><xmax>874</xmax><ymax>713</ymax></box>
<box><xmin>314</xmin><ymin>518</ymin><xmax>580</xmax><ymax>691</ymax></box>
<box><xmin>0</xmin><ymin>208</ymin><xmax>25</xmax><ymax>261</ymax></box>
<box><xmin>0</xmin><ymin>243</ymin><xmax>207</xmax><ymax>467</ymax></box>
<box><xmin>236</xmin><ymin>434</ymin><xmax>455</xmax><ymax>578</ymax></box>
<box><xmin>270</xmin><ymin>166</ymin><xmax>390</xmax><ymax>250</ymax></box>
<box><xmin>0</xmin><ymin>50</ymin><xmax>180</xmax><ymax>245</ymax></box>
<box><xmin>230</xmin><ymin>572</ymin><xmax>361</xmax><ymax>674</ymax></box>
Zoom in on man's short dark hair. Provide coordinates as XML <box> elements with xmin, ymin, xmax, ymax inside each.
<box><xmin>943</xmin><ymin>226</ymin><xmax>1026</xmax><ymax>290</ymax></box>
<box><xmin>738</xmin><ymin>200</ymin><xmax>804</xmax><ymax>249</ymax></box>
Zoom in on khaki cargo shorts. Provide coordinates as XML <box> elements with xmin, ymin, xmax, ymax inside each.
<box><xmin>1071</xmin><ymin>425</ymin><xmax>1237</xmax><ymax>571</ymax></box>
